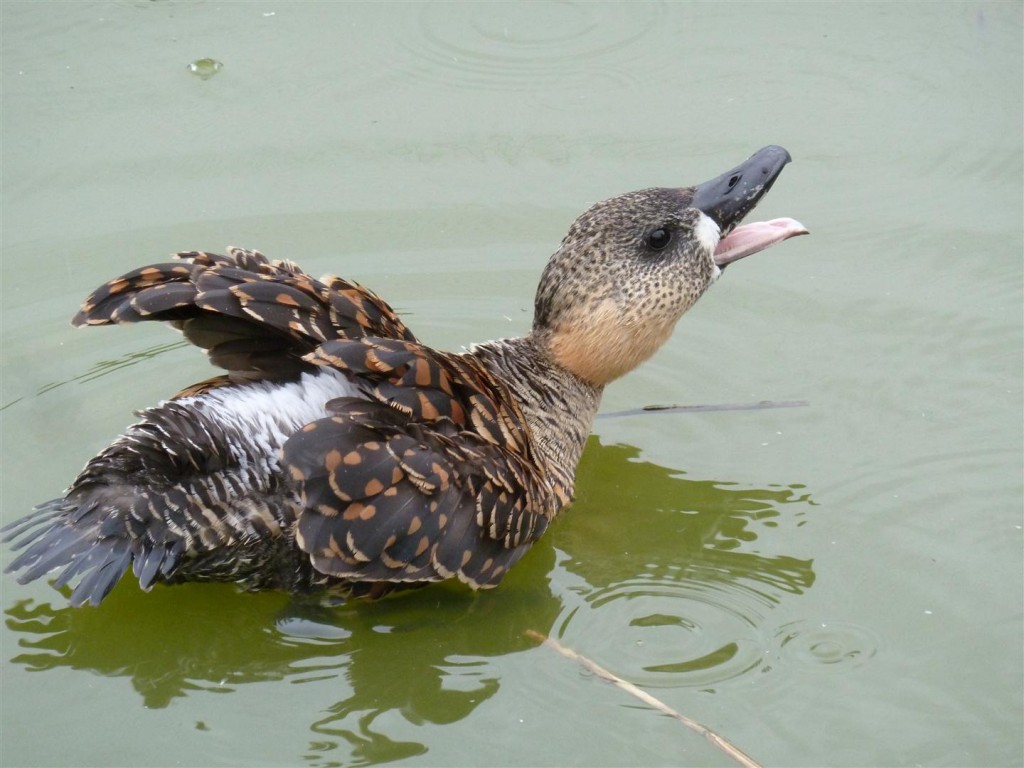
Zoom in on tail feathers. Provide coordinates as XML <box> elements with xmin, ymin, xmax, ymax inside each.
<box><xmin>3</xmin><ymin>499</ymin><xmax>134</xmax><ymax>607</ymax></box>
<box><xmin>132</xmin><ymin>539</ymin><xmax>185</xmax><ymax>590</ymax></box>
<box><xmin>64</xmin><ymin>543</ymin><xmax>132</xmax><ymax>607</ymax></box>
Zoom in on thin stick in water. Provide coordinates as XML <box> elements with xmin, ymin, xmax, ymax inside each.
<box><xmin>597</xmin><ymin>399</ymin><xmax>809</xmax><ymax>419</ymax></box>
<box><xmin>526</xmin><ymin>629</ymin><xmax>763</xmax><ymax>768</ymax></box>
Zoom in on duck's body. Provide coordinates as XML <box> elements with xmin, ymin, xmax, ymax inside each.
<box><xmin>3</xmin><ymin>146</ymin><xmax>807</xmax><ymax>606</ymax></box>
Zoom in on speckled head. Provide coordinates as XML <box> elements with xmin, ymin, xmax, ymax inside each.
<box><xmin>533</xmin><ymin>146</ymin><xmax>808</xmax><ymax>387</ymax></box>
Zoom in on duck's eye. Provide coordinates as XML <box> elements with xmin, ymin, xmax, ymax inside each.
<box><xmin>646</xmin><ymin>228</ymin><xmax>672</xmax><ymax>250</ymax></box>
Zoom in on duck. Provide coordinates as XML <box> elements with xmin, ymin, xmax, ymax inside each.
<box><xmin>2</xmin><ymin>146</ymin><xmax>808</xmax><ymax>607</ymax></box>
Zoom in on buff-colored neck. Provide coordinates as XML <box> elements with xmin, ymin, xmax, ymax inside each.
<box><xmin>544</xmin><ymin>299</ymin><xmax>682</xmax><ymax>387</ymax></box>
<box><xmin>470</xmin><ymin>335</ymin><xmax>603</xmax><ymax>499</ymax></box>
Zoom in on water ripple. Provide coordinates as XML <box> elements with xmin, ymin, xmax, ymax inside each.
<box><xmin>556</xmin><ymin>568</ymin><xmax>774</xmax><ymax>690</ymax></box>
<box><xmin>400</xmin><ymin>2</ymin><xmax>667</xmax><ymax>92</ymax></box>
<box><xmin>772</xmin><ymin>619</ymin><xmax>880</xmax><ymax>672</ymax></box>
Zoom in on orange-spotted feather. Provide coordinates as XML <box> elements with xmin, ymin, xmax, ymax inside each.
<box><xmin>282</xmin><ymin>399</ymin><xmax>546</xmax><ymax>589</ymax></box>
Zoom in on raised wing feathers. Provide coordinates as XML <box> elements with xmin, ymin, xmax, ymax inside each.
<box><xmin>72</xmin><ymin>248</ymin><xmax>417</xmax><ymax>379</ymax></box>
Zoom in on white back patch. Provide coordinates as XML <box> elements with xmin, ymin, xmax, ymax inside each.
<box><xmin>177</xmin><ymin>369</ymin><xmax>360</xmax><ymax>470</ymax></box>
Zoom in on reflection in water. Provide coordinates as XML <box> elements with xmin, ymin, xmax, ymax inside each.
<box><xmin>5</xmin><ymin>587</ymin><xmax>333</xmax><ymax>709</ymax></box>
<box><xmin>554</xmin><ymin>440</ymin><xmax>818</xmax><ymax>691</ymax></box>
<box><xmin>286</xmin><ymin>587</ymin><xmax>562</xmax><ymax>767</ymax></box>
<box><xmin>4</xmin><ymin>438</ymin><xmax>818</xmax><ymax>765</ymax></box>
<box><xmin>5</xmin><ymin>548</ymin><xmax>560</xmax><ymax>767</ymax></box>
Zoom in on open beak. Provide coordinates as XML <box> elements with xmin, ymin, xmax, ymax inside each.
<box><xmin>690</xmin><ymin>145</ymin><xmax>809</xmax><ymax>267</ymax></box>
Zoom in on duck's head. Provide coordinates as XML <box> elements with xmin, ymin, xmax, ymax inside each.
<box><xmin>534</xmin><ymin>145</ymin><xmax>808</xmax><ymax>387</ymax></box>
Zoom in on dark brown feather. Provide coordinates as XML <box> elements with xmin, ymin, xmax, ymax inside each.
<box><xmin>71</xmin><ymin>248</ymin><xmax>418</xmax><ymax>380</ymax></box>
<box><xmin>281</xmin><ymin>399</ymin><xmax>551</xmax><ymax>588</ymax></box>
<box><xmin>303</xmin><ymin>337</ymin><xmax>530</xmax><ymax>458</ymax></box>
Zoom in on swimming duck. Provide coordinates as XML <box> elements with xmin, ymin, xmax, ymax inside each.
<box><xmin>3</xmin><ymin>146</ymin><xmax>807</xmax><ymax>607</ymax></box>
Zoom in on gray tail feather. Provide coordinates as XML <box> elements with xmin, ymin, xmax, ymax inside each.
<box><xmin>3</xmin><ymin>499</ymin><xmax>135</xmax><ymax>607</ymax></box>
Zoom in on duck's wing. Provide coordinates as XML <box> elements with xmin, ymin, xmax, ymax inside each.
<box><xmin>282</xmin><ymin>397</ymin><xmax>551</xmax><ymax>590</ymax></box>
<box><xmin>304</xmin><ymin>336</ymin><xmax>531</xmax><ymax>453</ymax></box>
<box><xmin>73</xmin><ymin>248</ymin><xmax>417</xmax><ymax>380</ymax></box>
<box><xmin>279</xmin><ymin>337</ymin><xmax>556</xmax><ymax>589</ymax></box>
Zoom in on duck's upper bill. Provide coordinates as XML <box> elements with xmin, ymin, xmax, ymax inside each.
<box><xmin>687</xmin><ymin>144</ymin><xmax>808</xmax><ymax>267</ymax></box>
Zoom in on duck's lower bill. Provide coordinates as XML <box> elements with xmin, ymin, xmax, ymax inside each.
<box><xmin>713</xmin><ymin>217</ymin><xmax>809</xmax><ymax>267</ymax></box>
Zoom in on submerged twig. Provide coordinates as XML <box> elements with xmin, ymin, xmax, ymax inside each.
<box><xmin>597</xmin><ymin>399</ymin><xmax>809</xmax><ymax>419</ymax></box>
<box><xmin>526</xmin><ymin>629</ymin><xmax>762</xmax><ymax>768</ymax></box>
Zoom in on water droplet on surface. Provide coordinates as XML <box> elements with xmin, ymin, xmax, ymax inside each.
<box><xmin>187</xmin><ymin>58</ymin><xmax>223</xmax><ymax>80</ymax></box>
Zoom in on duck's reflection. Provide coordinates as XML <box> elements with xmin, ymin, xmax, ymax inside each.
<box><xmin>4</xmin><ymin>437</ymin><xmax>816</xmax><ymax>766</ymax></box>
<box><xmin>553</xmin><ymin>440</ymin><xmax>816</xmax><ymax>690</ymax></box>
<box><xmin>566</xmin><ymin>439</ymin><xmax>815</xmax><ymax>598</ymax></box>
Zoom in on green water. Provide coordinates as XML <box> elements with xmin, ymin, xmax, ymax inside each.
<box><xmin>2</xmin><ymin>2</ymin><xmax>1021</xmax><ymax>766</ymax></box>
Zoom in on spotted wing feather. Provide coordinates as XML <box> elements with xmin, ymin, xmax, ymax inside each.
<box><xmin>73</xmin><ymin>262</ymin><xmax>198</xmax><ymax>325</ymax></box>
<box><xmin>71</xmin><ymin>248</ymin><xmax>418</xmax><ymax>380</ymax></box>
<box><xmin>298</xmin><ymin>336</ymin><xmax>552</xmax><ymax>556</ymax></box>
<box><xmin>282</xmin><ymin>399</ymin><xmax>549</xmax><ymax>589</ymax></box>
<box><xmin>305</xmin><ymin>338</ymin><xmax>530</xmax><ymax>457</ymax></box>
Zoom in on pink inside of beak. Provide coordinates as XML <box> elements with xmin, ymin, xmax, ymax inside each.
<box><xmin>713</xmin><ymin>217</ymin><xmax>809</xmax><ymax>266</ymax></box>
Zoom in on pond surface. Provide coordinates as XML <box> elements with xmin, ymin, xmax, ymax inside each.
<box><xmin>1</xmin><ymin>2</ymin><xmax>1021</xmax><ymax>767</ymax></box>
